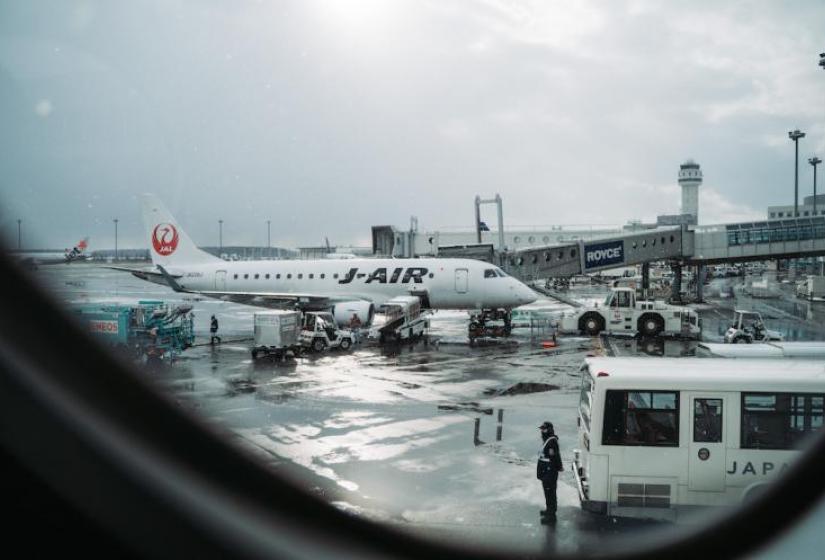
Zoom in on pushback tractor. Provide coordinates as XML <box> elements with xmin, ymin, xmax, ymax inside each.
<box><xmin>559</xmin><ymin>287</ymin><xmax>700</xmax><ymax>338</ymax></box>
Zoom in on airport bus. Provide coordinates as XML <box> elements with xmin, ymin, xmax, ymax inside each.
<box><xmin>573</xmin><ymin>357</ymin><xmax>825</xmax><ymax>521</ymax></box>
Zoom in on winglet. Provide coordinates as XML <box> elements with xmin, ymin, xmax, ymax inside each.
<box><xmin>156</xmin><ymin>265</ymin><xmax>187</xmax><ymax>292</ymax></box>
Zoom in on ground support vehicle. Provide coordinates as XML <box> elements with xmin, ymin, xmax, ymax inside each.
<box><xmin>723</xmin><ymin>310</ymin><xmax>783</xmax><ymax>343</ymax></box>
<box><xmin>251</xmin><ymin>310</ymin><xmax>302</xmax><ymax>360</ymax></box>
<box><xmin>572</xmin><ymin>357</ymin><xmax>825</xmax><ymax>521</ymax></box>
<box><xmin>559</xmin><ymin>287</ymin><xmax>700</xmax><ymax>338</ymax></box>
<box><xmin>796</xmin><ymin>275</ymin><xmax>825</xmax><ymax>301</ymax></box>
<box><xmin>300</xmin><ymin>311</ymin><xmax>354</xmax><ymax>352</ymax></box>
<box><xmin>468</xmin><ymin>308</ymin><xmax>513</xmax><ymax>344</ymax></box>
<box><xmin>371</xmin><ymin>295</ymin><xmax>429</xmax><ymax>344</ymax></box>
<box><xmin>72</xmin><ymin>300</ymin><xmax>195</xmax><ymax>363</ymax></box>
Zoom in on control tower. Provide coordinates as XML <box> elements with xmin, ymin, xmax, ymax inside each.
<box><xmin>678</xmin><ymin>159</ymin><xmax>702</xmax><ymax>225</ymax></box>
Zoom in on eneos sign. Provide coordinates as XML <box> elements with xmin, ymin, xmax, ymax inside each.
<box><xmin>89</xmin><ymin>320</ymin><xmax>119</xmax><ymax>335</ymax></box>
<box><xmin>584</xmin><ymin>240</ymin><xmax>624</xmax><ymax>270</ymax></box>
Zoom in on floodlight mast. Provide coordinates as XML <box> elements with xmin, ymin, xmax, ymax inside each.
<box><xmin>789</xmin><ymin>129</ymin><xmax>806</xmax><ymax>217</ymax></box>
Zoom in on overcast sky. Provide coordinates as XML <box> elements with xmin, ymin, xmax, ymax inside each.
<box><xmin>1</xmin><ymin>0</ymin><xmax>824</xmax><ymax>250</ymax></box>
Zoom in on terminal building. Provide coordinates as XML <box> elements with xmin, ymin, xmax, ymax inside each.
<box><xmin>767</xmin><ymin>194</ymin><xmax>825</xmax><ymax>219</ymax></box>
<box><xmin>373</xmin><ymin>159</ymin><xmax>704</xmax><ymax>258</ymax></box>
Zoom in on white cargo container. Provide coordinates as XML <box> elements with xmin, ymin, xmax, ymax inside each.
<box><xmin>252</xmin><ymin>310</ymin><xmax>302</xmax><ymax>360</ymax></box>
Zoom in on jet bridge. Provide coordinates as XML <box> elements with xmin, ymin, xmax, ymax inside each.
<box><xmin>501</xmin><ymin>227</ymin><xmax>686</xmax><ymax>281</ymax></box>
<box><xmin>437</xmin><ymin>216</ymin><xmax>825</xmax><ymax>287</ymax></box>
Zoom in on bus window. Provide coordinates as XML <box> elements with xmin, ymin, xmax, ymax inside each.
<box><xmin>694</xmin><ymin>398</ymin><xmax>723</xmax><ymax>442</ymax></box>
<box><xmin>742</xmin><ymin>393</ymin><xmax>825</xmax><ymax>450</ymax></box>
<box><xmin>603</xmin><ymin>390</ymin><xmax>679</xmax><ymax>447</ymax></box>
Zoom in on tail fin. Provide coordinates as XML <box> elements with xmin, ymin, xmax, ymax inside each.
<box><xmin>141</xmin><ymin>194</ymin><xmax>221</xmax><ymax>267</ymax></box>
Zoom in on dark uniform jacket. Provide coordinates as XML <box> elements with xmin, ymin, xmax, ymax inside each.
<box><xmin>536</xmin><ymin>434</ymin><xmax>563</xmax><ymax>479</ymax></box>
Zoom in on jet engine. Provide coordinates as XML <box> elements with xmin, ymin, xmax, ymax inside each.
<box><xmin>332</xmin><ymin>301</ymin><xmax>375</xmax><ymax>328</ymax></box>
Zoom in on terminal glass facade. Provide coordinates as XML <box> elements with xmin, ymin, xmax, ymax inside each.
<box><xmin>726</xmin><ymin>218</ymin><xmax>825</xmax><ymax>246</ymax></box>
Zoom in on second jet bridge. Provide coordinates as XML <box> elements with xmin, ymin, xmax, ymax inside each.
<box><xmin>502</xmin><ymin>227</ymin><xmax>686</xmax><ymax>281</ymax></box>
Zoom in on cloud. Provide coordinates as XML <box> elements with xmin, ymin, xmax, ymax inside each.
<box><xmin>700</xmin><ymin>186</ymin><xmax>764</xmax><ymax>225</ymax></box>
<box><xmin>1</xmin><ymin>1</ymin><xmax>824</xmax><ymax>248</ymax></box>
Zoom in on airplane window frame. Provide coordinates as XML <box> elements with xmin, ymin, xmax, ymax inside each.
<box><xmin>2</xmin><ymin>254</ymin><xmax>825</xmax><ymax>559</ymax></box>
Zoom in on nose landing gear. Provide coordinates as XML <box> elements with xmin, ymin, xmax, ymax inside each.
<box><xmin>468</xmin><ymin>308</ymin><xmax>513</xmax><ymax>345</ymax></box>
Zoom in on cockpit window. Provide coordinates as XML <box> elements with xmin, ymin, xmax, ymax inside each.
<box><xmin>484</xmin><ymin>269</ymin><xmax>497</xmax><ymax>278</ymax></box>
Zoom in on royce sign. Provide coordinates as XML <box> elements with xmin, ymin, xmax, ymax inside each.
<box><xmin>583</xmin><ymin>240</ymin><xmax>625</xmax><ymax>270</ymax></box>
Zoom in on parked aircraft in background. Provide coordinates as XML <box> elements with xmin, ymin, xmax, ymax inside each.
<box><xmin>9</xmin><ymin>237</ymin><xmax>90</xmax><ymax>269</ymax></box>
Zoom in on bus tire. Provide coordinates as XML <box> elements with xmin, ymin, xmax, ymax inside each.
<box><xmin>580</xmin><ymin>313</ymin><xmax>604</xmax><ymax>336</ymax></box>
<box><xmin>742</xmin><ymin>483</ymin><xmax>770</xmax><ymax>503</ymax></box>
<box><xmin>638</xmin><ymin>314</ymin><xmax>664</xmax><ymax>337</ymax></box>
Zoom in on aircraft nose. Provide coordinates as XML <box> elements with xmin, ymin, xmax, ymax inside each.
<box><xmin>512</xmin><ymin>281</ymin><xmax>538</xmax><ymax>305</ymax></box>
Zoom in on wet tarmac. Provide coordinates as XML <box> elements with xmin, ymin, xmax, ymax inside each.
<box><xmin>33</xmin><ymin>264</ymin><xmax>825</xmax><ymax>555</ymax></box>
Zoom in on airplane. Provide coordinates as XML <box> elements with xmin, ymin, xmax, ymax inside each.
<box><xmin>9</xmin><ymin>237</ymin><xmax>90</xmax><ymax>269</ymax></box>
<box><xmin>109</xmin><ymin>195</ymin><xmax>537</xmax><ymax>326</ymax></box>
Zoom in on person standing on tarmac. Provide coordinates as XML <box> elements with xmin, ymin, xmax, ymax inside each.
<box><xmin>210</xmin><ymin>315</ymin><xmax>221</xmax><ymax>345</ymax></box>
<box><xmin>537</xmin><ymin>421</ymin><xmax>564</xmax><ymax>524</ymax></box>
<box><xmin>349</xmin><ymin>313</ymin><xmax>362</xmax><ymax>344</ymax></box>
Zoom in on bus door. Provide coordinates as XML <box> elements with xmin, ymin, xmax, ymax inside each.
<box><xmin>688</xmin><ymin>394</ymin><xmax>727</xmax><ymax>492</ymax></box>
<box><xmin>455</xmin><ymin>268</ymin><xmax>468</xmax><ymax>294</ymax></box>
<box><xmin>215</xmin><ymin>270</ymin><xmax>227</xmax><ymax>290</ymax></box>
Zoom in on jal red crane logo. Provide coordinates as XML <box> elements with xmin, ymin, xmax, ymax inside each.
<box><xmin>152</xmin><ymin>223</ymin><xmax>179</xmax><ymax>255</ymax></box>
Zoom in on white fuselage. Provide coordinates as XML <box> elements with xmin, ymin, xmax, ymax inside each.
<box><xmin>166</xmin><ymin>258</ymin><xmax>537</xmax><ymax>310</ymax></box>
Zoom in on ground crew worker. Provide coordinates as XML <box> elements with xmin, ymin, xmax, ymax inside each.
<box><xmin>210</xmin><ymin>315</ymin><xmax>221</xmax><ymax>345</ymax></box>
<box><xmin>536</xmin><ymin>421</ymin><xmax>563</xmax><ymax>524</ymax></box>
<box><xmin>349</xmin><ymin>313</ymin><xmax>362</xmax><ymax>343</ymax></box>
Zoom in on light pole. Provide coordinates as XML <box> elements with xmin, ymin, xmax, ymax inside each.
<box><xmin>789</xmin><ymin>129</ymin><xmax>806</xmax><ymax>217</ymax></box>
<box><xmin>218</xmin><ymin>219</ymin><xmax>223</xmax><ymax>253</ymax></box>
<box><xmin>17</xmin><ymin>219</ymin><xmax>21</xmax><ymax>250</ymax></box>
<box><xmin>811</xmin><ymin>157</ymin><xmax>823</xmax><ymax>216</ymax></box>
<box><xmin>113</xmin><ymin>218</ymin><xmax>119</xmax><ymax>261</ymax></box>
<box><xmin>266</xmin><ymin>220</ymin><xmax>271</xmax><ymax>259</ymax></box>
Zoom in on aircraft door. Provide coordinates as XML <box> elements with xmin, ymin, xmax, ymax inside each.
<box><xmin>215</xmin><ymin>270</ymin><xmax>227</xmax><ymax>290</ymax></box>
<box><xmin>688</xmin><ymin>394</ymin><xmax>727</xmax><ymax>492</ymax></box>
<box><xmin>455</xmin><ymin>268</ymin><xmax>468</xmax><ymax>294</ymax></box>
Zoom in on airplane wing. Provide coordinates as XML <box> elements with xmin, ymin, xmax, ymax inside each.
<box><xmin>106</xmin><ymin>264</ymin><xmax>372</xmax><ymax>309</ymax></box>
<box><xmin>152</xmin><ymin>266</ymin><xmax>365</xmax><ymax>309</ymax></box>
<box><xmin>102</xmin><ymin>265</ymin><xmax>183</xmax><ymax>282</ymax></box>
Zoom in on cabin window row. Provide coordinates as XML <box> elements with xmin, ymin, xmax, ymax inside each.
<box><xmin>230</xmin><ymin>272</ymin><xmax>437</xmax><ymax>280</ymax></box>
<box><xmin>233</xmin><ymin>272</ymin><xmax>332</xmax><ymax>280</ymax></box>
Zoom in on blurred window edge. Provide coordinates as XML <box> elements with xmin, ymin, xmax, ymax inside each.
<box><xmin>2</xmin><ymin>250</ymin><xmax>825</xmax><ymax>558</ymax></box>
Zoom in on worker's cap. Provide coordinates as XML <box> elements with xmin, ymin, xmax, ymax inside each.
<box><xmin>538</xmin><ymin>421</ymin><xmax>554</xmax><ymax>431</ymax></box>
